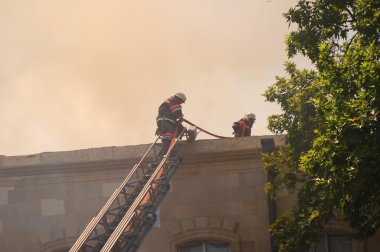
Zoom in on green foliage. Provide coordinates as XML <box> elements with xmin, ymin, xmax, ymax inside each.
<box><xmin>264</xmin><ymin>0</ymin><xmax>380</xmax><ymax>251</ymax></box>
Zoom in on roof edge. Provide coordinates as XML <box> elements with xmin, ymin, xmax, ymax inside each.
<box><xmin>0</xmin><ymin>135</ymin><xmax>285</xmax><ymax>169</ymax></box>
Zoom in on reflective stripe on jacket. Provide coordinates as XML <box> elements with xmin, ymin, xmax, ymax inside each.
<box><xmin>156</xmin><ymin>97</ymin><xmax>183</xmax><ymax>123</ymax></box>
<box><xmin>240</xmin><ymin>120</ymin><xmax>251</xmax><ymax>129</ymax></box>
<box><xmin>233</xmin><ymin>118</ymin><xmax>253</xmax><ymax>137</ymax></box>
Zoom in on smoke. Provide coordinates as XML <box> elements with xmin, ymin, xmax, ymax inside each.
<box><xmin>0</xmin><ymin>0</ymin><xmax>301</xmax><ymax>155</ymax></box>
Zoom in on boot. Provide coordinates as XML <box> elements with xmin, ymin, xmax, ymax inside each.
<box><xmin>158</xmin><ymin>139</ymin><xmax>170</xmax><ymax>158</ymax></box>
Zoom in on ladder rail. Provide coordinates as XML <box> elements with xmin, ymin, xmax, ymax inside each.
<box><xmin>70</xmin><ymin>165</ymin><xmax>138</xmax><ymax>252</ymax></box>
<box><xmin>99</xmin><ymin>184</ymin><xmax>152</xmax><ymax>252</ymax></box>
<box><xmin>99</xmin><ymin>128</ymin><xmax>186</xmax><ymax>252</ymax></box>
<box><xmin>69</xmin><ymin>136</ymin><xmax>160</xmax><ymax>252</ymax></box>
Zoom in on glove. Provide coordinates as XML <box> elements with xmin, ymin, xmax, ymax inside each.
<box><xmin>178</xmin><ymin>115</ymin><xmax>184</xmax><ymax>122</ymax></box>
<box><xmin>155</xmin><ymin>127</ymin><xmax>161</xmax><ymax>136</ymax></box>
<box><xmin>232</xmin><ymin>122</ymin><xmax>240</xmax><ymax>133</ymax></box>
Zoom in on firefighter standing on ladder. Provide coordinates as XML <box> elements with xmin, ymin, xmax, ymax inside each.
<box><xmin>156</xmin><ymin>92</ymin><xmax>187</xmax><ymax>157</ymax></box>
<box><xmin>232</xmin><ymin>113</ymin><xmax>256</xmax><ymax>137</ymax></box>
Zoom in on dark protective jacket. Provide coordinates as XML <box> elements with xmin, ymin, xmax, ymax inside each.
<box><xmin>156</xmin><ymin>96</ymin><xmax>184</xmax><ymax>140</ymax></box>
<box><xmin>232</xmin><ymin>118</ymin><xmax>253</xmax><ymax>137</ymax></box>
<box><xmin>156</xmin><ymin>97</ymin><xmax>183</xmax><ymax>124</ymax></box>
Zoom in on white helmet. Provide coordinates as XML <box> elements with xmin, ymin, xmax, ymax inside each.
<box><xmin>244</xmin><ymin>112</ymin><xmax>256</xmax><ymax>120</ymax></box>
<box><xmin>174</xmin><ymin>92</ymin><xmax>187</xmax><ymax>103</ymax></box>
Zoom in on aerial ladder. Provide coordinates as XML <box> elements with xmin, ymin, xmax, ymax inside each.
<box><xmin>69</xmin><ymin>125</ymin><xmax>197</xmax><ymax>252</ymax></box>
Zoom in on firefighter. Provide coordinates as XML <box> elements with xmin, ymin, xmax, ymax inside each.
<box><xmin>156</xmin><ymin>92</ymin><xmax>187</xmax><ymax>157</ymax></box>
<box><xmin>232</xmin><ymin>113</ymin><xmax>256</xmax><ymax>137</ymax></box>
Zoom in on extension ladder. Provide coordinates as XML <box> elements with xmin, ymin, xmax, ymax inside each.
<box><xmin>69</xmin><ymin>127</ymin><xmax>188</xmax><ymax>252</ymax></box>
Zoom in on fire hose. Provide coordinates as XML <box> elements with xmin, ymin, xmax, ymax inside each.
<box><xmin>182</xmin><ymin>118</ymin><xmax>233</xmax><ymax>139</ymax></box>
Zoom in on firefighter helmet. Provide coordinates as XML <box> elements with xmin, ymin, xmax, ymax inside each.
<box><xmin>174</xmin><ymin>92</ymin><xmax>187</xmax><ymax>103</ymax></box>
<box><xmin>244</xmin><ymin>113</ymin><xmax>256</xmax><ymax>120</ymax></box>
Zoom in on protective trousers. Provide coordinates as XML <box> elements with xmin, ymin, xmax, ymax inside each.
<box><xmin>156</xmin><ymin>119</ymin><xmax>176</xmax><ymax>157</ymax></box>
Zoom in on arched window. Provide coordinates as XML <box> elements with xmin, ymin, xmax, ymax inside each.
<box><xmin>169</xmin><ymin>217</ymin><xmax>240</xmax><ymax>252</ymax></box>
<box><xmin>307</xmin><ymin>220</ymin><xmax>365</xmax><ymax>252</ymax></box>
<box><xmin>308</xmin><ymin>234</ymin><xmax>354</xmax><ymax>252</ymax></box>
<box><xmin>178</xmin><ymin>241</ymin><xmax>230</xmax><ymax>252</ymax></box>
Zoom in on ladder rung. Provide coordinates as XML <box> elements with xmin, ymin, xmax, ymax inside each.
<box><xmin>70</xmin><ymin>130</ymin><xmax>187</xmax><ymax>252</ymax></box>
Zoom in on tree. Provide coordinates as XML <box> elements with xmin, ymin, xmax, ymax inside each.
<box><xmin>263</xmin><ymin>0</ymin><xmax>380</xmax><ymax>251</ymax></box>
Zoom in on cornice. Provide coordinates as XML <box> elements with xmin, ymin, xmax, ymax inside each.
<box><xmin>0</xmin><ymin>135</ymin><xmax>284</xmax><ymax>177</ymax></box>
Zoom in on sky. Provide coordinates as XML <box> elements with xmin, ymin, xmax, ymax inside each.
<box><xmin>0</xmin><ymin>0</ymin><xmax>308</xmax><ymax>156</ymax></box>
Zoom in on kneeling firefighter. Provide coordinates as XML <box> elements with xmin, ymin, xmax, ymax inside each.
<box><xmin>232</xmin><ymin>112</ymin><xmax>256</xmax><ymax>137</ymax></box>
<box><xmin>156</xmin><ymin>92</ymin><xmax>187</xmax><ymax>157</ymax></box>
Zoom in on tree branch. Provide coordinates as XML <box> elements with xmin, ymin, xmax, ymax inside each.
<box><xmin>344</xmin><ymin>6</ymin><xmax>356</xmax><ymax>22</ymax></box>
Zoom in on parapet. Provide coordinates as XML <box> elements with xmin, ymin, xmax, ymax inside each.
<box><xmin>0</xmin><ymin>135</ymin><xmax>284</xmax><ymax>176</ymax></box>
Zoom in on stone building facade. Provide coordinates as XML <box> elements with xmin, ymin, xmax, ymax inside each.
<box><xmin>0</xmin><ymin>136</ymin><xmax>379</xmax><ymax>252</ymax></box>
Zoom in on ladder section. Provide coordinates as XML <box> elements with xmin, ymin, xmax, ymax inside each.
<box><xmin>70</xmin><ymin>128</ymin><xmax>187</xmax><ymax>252</ymax></box>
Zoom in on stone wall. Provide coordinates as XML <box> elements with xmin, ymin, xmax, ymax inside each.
<box><xmin>138</xmin><ymin>136</ymin><xmax>279</xmax><ymax>252</ymax></box>
<box><xmin>0</xmin><ymin>136</ymin><xmax>282</xmax><ymax>252</ymax></box>
<box><xmin>1</xmin><ymin>135</ymin><xmax>379</xmax><ymax>252</ymax></box>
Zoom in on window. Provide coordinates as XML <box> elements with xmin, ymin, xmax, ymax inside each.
<box><xmin>178</xmin><ymin>242</ymin><xmax>230</xmax><ymax>252</ymax></box>
<box><xmin>308</xmin><ymin>235</ymin><xmax>354</xmax><ymax>252</ymax></box>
